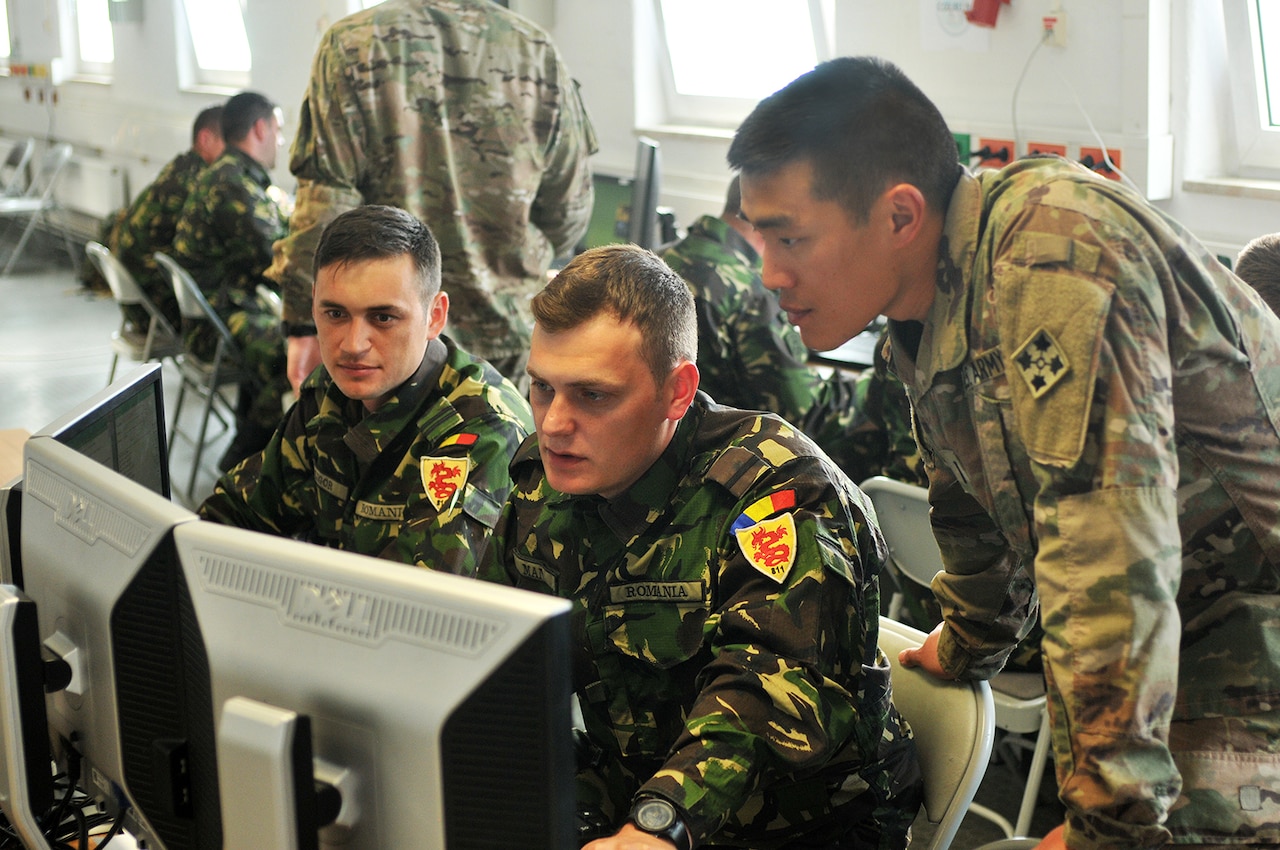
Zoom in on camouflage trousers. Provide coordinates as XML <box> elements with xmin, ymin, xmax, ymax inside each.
<box><xmin>189</xmin><ymin>307</ymin><xmax>289</xmax><ymax>431</ymax></box>
<box><xmin>1164</xmin><ymin>708</ymin><xmax>1280</xmax><ymax>846</ymax></box>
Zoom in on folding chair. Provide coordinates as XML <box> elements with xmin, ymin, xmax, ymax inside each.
<box><xmin>0</xmin><ymin>142</ymin><xmax>75</xmax><ymax>276</ymax></box>
<box><xmin>861</xmin><ymin>475</ymin><xmax>1053</xmax><ymax>840</ymax></box>
<box><xmin>880</xmin><ymin>616</ymin><xmax>995</xmax><ymax>850</ymax></box>
<box><xmin>85</xmin><ymin>241</ymin><xmax>183</xmax><ymax>384</ymax></box>
<box><xmin>154</xmin><ymin>251</ymin><xmax>256</xmax><ymax>505</ymax></box>
<box><xmin>1</xmin><ymin>138</ymin><xmax>35</xmax><ymax>197</ymax></box>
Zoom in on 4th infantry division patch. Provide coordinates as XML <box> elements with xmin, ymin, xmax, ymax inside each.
<box><xmin>1012</xmin><ymin>327</ymin><xmax>1070</xmax><ymax>398</ymax></box>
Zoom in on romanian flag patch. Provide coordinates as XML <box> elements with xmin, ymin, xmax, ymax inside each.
<box><xmin>438</xmin><ymin>432</ymin><xmax>478</xmax><ymax>449</ymax></box>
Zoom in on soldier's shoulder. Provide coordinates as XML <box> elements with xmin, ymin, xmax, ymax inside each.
<box><xmin>694</xmin><ymin>404</ymin><xmax>827</xmax><ymax>500</ymax></box>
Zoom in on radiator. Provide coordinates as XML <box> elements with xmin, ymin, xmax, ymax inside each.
<box><xmin>57</xmin><ymin>155</ymin><xmax>127</xmax><ymax>220</ymax></box>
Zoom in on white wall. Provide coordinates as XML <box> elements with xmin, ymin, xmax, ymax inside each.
<box><xmin>1</xmin><ymin>0</ymin><xmax>1277</xmax><ymax>254</ymax></box>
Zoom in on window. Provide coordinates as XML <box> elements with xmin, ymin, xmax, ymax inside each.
<box><xmin>1224</xmin><ymin>0</ymin><xmax>1280</xmax><ymax>174</ymax></box>
<box><xmin>654</xmin><ymin>0</ymin><xmax>832</xmax><ymax>127</ymax></box>
<box><xmin>0</xmin><ymin>0</ymin><xmax>11</xmax><ymax>64</ymax></box>
<box><xmin>178</xmin><ymin>0</ymin><xmax>250</xmax><ymax>89</ymax></box>
<box><xmin>68</xmin><ymin>0</ymin><xmax>114</xmax><ymax>77</ymax></box>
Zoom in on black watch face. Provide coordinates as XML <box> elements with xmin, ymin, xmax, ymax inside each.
<box><xmin>634</xmin><ymin>798</ymin><xmax>677</xmax><ymax>832</ymax></box>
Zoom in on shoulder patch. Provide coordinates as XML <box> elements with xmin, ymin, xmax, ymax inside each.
<box><xmin>704</xmin><ymin>445</ymin><xmax>774</xmax><ymax>499</ymax></box>
<box><xmin>421</xmin><ymin>456</ymin><xmax>469</xmax><ymax>512</ymax></box>
<box><xmin>735</xmin><ymin>513</ymin><xmax>798</xmax><ymax>584</ymax></box>
<box><xmin>1011</xmin><ymin>328</ymin><xmax>1070</xmax><ymax>398</ymax></box>
<box><xmin>730</xmin><ymin>490</ymin><xmax>797</xmax><ymax>534</ymax></box>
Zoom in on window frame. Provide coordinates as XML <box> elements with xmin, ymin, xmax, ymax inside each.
<box><xmin>1223</xmin><ymin>0</ymin><xmax>1280</xmax><ymax>175</ymax></box>
<box><xmin>651</xmin><ymin>0</ymin><xmax>834</xmax><ymax>129</ymax></box>
<box><xmin>0</xmin><ymin>0</ymin><xmax>11</xmax><ymax>69</ymax></box>
<box><xmin>63</xmin><ymin>0</ymin><xmax>114</xmax><ymax>80</ymax></box>
<box><xmin>174</xmin><ymin>0</ymin><xmax>251</xmax><ymax>92</ymax></box>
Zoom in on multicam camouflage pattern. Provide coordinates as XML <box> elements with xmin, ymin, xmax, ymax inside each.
<box><xmin>265</xmin><ymin>0</ymin><xmax>597</xmax><ymax>365</ymax></box>
<box><xmin>173</xmin><ymin>147</ymin><xmax>290</xmax><ymax>430</ymax></box>
<box><xmin>200</xmin><ymin>336</ymin><xmax>532</xmax><ymax>575</ymax></box>
<box><xmin>480</xmin><ymin>395</ymin><xmax>922</xmax><ymax>848</ymax></box>
<box><xmin>886</xmin><ymin>157</ymin><xmax>1280</xmax><ymax>849</ymax></box>
<box><xmin>112</xmin><ymin>148</ymin><xmax>209</xmax><ymax>326</ymax></box>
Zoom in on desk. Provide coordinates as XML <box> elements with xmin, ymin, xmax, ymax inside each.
<box><xmin>0</xmin><ymin>429</ymin><xmax>29</xmax><ymax>485</ymax></box>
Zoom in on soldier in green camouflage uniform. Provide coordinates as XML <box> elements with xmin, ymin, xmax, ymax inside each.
<box><xmin>111</xmin><ymin>104</ymin><xmax>224</xmax><ymax>328</ymax></box>
<box><xmin>265</xmin><ymin>0</ymin><xmax>598</xmax><ymax>393</ymax></box>
<box><xmin>173</xmin><ymin>91</ymin><xmax>292</xmax><ymax>466</ymax></box>
<box><xmin>731</xmin><ymin>56</ymin><xmax>1280</xmax><ymax>850</ymax></box>
<box><xmin>201</xmin><ymin>205</ymin><xmax>532</xmax><ymax>574</ymax></box>
<box><xmin>479</xmin><ymin>245</ymin><xmax>922</xmax><ymax>850</ymax></box>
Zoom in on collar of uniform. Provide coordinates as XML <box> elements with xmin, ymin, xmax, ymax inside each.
<box><xmin>912</xmin><ymin>168</ymin><xmax>982</xmax><ymax>387</ymax></box>
<box><xmin>339</xmin><ymin>336</ymin><xmax>449</xmax><ymax>462</ymax></box>
<box><xmin>687</xmin><ymin>214</ymin><xmax>760</xmax><ymax>267</ymax></box>
<box><xmin>587</xmin><ymin>398</ymin><xmax>705</xmax><ymax>541</ymax></box>
<box><xmin>223</xmin><ymin>146</ymin><xmax>273</xmax><ymax>190</ymax></box>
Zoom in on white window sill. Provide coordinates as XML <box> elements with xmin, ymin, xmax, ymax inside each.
<box><xmin>1182</xmin><ymin>176</ymin><xmax>1280</xmax><ymax>202</ymax></box>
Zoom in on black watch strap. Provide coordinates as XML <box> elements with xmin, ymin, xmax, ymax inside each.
<box><xmin>629</xmin><ymin>796</ymin><xmax>691</xmax><ymax>850</ymax></box>
<box><xmin>282</xmin><ymin>321</ymin><xmax>317</xmax><ymax>337</ymax></box>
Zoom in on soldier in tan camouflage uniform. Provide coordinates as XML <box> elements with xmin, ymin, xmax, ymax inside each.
<box><xmin>201</xmin><ymin>205</ymin><xmax>532</xmax><ymax>575</ymax></box>
<box><xmin>111</xmin><ymin>104</ymin><xmax>225</xmax><ymax>328</ymax></box>
<box><xmin>479</xmin><ymin>244</ymin><xmax>922</xmax><ymax>849</ymax></box>
<box><xmin>173</xmin><ymin>91</ymin><xmax>292</xmax><ymax>469</ymax></box>
<box><xmin>730</xmin><ymin>56</ymin><xmax>1280</xmax><ymax>850</ymax></box>
<box><xmin>266</xmin><ymin>0</ymin><xmax>598</xmax><ymax>395</ymax></box>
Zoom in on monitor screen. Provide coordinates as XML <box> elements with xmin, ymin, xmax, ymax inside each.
<box><xmin>626</xmin><ymin>136</ymin><xmax>662</xmax><ymax>250</ymax></box>
<box><xmin>170</xmin><ymin>520</ymin><xmax>576</xmax><ymax>849</ymax></box>
<box><xmin>32</xmin><ymin>362</ymin><xmax>171</xmax><ymax>500</ymax></box>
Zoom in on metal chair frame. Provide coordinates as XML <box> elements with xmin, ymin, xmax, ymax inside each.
<box><xmin>85</xmin><ymin>241</ymin><xmax>182</xmax><ymax>384</ymax></box>
<box><xmin>0</xmin><ymin>142</ymin><xmax>75</xmax><ymax>276</ymax></box>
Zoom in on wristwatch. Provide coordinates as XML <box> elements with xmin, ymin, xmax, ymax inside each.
<box><xmin>629</xmin><ymin>796</ymin><xmax>691</xmax><ymax>850</ymax></box>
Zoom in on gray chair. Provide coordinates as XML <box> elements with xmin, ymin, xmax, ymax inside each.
<box><xmin>880</xmin><ymin>616</ymin><xmax>995</xmax><ymax>850</ymax></box>
<box><xmin>154</xmin><ymin>251</ymin><xmax>256</xmax><ymax>505</ymax></box>
<box><xmin>861</xmin><ymin>475</ymin><xmax>1053</xmax><ymax>840</ymax></box>
<box><xmin>1</xmin><ymin>138</ymin><xmax>35</xmax><ymax>197</ymax></box>
<box><xmin>0</xmin><ymin>142</ymin><xmax>75</xmax><ymax>276</ymax></box>
<box><xmin>85</xmin><ymin>241</ymin><xmax>182</xmax><ymax>383</ymax></box>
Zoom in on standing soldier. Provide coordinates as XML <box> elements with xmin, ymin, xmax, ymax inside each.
<box><xmin>266</xmin><ymin>0</ymin><xmax>598</xmax><ymax>395</ymax></box>
<box><xmin>730</xmin><ymin>56</ymin><xmax>1280</xmax><ymax>850</ymax></box>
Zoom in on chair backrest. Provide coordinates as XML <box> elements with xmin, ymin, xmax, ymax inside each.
<box><xmin>1</xmin><ymin>138</ymin><xmax>35</xmax><ymax>197</ymax></box>
<box><xmin>154</xmin><ymin>251</ymin><xmax>239</xmax><ymax>351</ymax></box>
<box><xmin>860</xmin><ymin>476</ymin><xmax>945</xmax><ymax>591</ymax></box>
<box><xmin>880</xmin><ymin>616</ymin><xmax>995</xmax><ymax>850</ymax></box>
<box><xmin>25</xmin><ymin>143</ymin><xmax>73</xmax><ymax>202</ymax></box>
<box><xmin>86</xmin><ymin>241</ymin><xmax>144</xmax><ymax>306</ymax></box>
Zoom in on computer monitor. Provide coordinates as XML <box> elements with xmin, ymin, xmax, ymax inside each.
<box><xmin>2</xmin><ymin>435</ymin><xmax>203</xmax><ymax>849</ymax></box>
<box><xmin>172</xmin><ymin>519</ymin><xmax>575</xmax><ymax>849</ymax></box>
<box><xmin>626</xmin><ymin>136</ymin><xmax>662</xmax><ymax>250</ymax></box>
<box><xmin>32</xmin><ymin>362</ymin><xmax>171</xmax><ymax>501</ymax></box>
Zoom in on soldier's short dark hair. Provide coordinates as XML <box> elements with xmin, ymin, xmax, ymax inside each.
<box><xmin>192</xmin><ymin>105</ymin><xmax>225</xmax><ymax>145</ymax></box>
<box><xmin>314</xmin><ymin>205</ymin><xmax>443</xmax><ymax>307</ymax></box>
<box><xmin>1234</xmin><ymin>233</ymin><xmax>1280</xmax><ymax>317</ymax></box>
<box><xmin>728</xmin><ymin>56</ymin><xmax>962</xmax><ymax>222</ymax></box>
<box><xmin>221</xmin><ymin>91</ymin><xmax>277</xmax><ymax>144</ymax></box>
<box><xmin>532</xmin><ymin>244</ymin><xmax>696</xmax><ymax>386</ymax></box>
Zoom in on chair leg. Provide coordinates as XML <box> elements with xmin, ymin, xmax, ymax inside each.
<box><xmin>1013</xmin><ymin>710</ymin><xmax>1053</xmax><ymax>837</ymax></box>
<box><xmin>188</xmin><ymin>378</ymin><xmax>220</xmax><ymax>504</ymax></box>
<box><xmin>1</xmin><ymin>213</ymin><xmax>39</xmax><ymax>276</ymax></box>
<box><xmin>107</xmin><ymin>352</ymin><xmax>120</xmax><ymax>385</ymax></box>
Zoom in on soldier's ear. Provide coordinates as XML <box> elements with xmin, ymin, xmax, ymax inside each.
<box><xmin>425</xmin><ymin>291</ymin><xmax>448</xmax><ymax>338</ymax></box>
<box><xmin>663</xmin><ymin>360</ymin><xmax>699</xmax><ymax>422</ymax></box>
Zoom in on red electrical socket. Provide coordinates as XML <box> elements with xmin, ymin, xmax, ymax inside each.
<box><xmin>1079</xmin><ymin>146</ymin><xmax>1123</xmax><ymax>180</ymax></box>
<box><xmin>1026</xmin><ymin>141</ymin><xmax>1067</xmax><ymax>158</ymax></box>
<box><xmin>975</xmin><ymin>138</ymin><xmax>1014</xmax><ymax>169</ymax></box>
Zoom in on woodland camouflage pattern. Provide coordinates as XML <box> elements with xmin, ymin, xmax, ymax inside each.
<box><xmin>200</xmin><ymin>336</ymin><xmax>532</xmax><ymax>574</ymax></box>
<box><xmin>266</xmin><ymin>0</ymin><xmax>597</xmax><ymax>363</ymax></box>
<box><xmin>480</xmin><ymin>395</ymin><xmax>922</xmax><ymax>848</ymax></box>
<box><xmin>112</xmin><ymin>148</ymin><xmax>208</xmax><ymax>326</ymax></box>
<box><xmin>173</xmin><ymin>147</ymin><xmax>290</xmax><ymax>429</ymax></box>
<box><xmin>886</xmin><ymin>157</ymin><xmax>1280</xmax><ymax>849</ymax></box>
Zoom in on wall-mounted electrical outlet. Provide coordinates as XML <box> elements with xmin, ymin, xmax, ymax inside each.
<box><xmin>975</xmin><ymin>138</ymin><xmax>1014</xmax><ymax>169</ymax></box>
<box><xmin>1080</xmin><ymin>146</ymin><xmax>1123</xmax><ymax>180</ymax></box>
<box><xmin>1026</xmin><ymin>141</ymin><xmax>1067</xmax><ymax>158</ymax></box>
<box><xmin>1042</xmin><ymin>11</ymin><xmax>1066</xmax><ymax>47</ymax></box>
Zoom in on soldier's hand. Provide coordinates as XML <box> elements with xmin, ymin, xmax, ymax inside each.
<box><xmin>1035</xmin><ymin>823</ymin><xmax>1066</xmax><ymax>849</ymax></box>
<box><xmin>287</xmin><ymin>334</ymin><xmax>322</xmax><ymax>396</ymax></box>
<box><xmin>583</xmin><ymin>823</ymin><xmax>678</xmax><ymax>849</ymax></box>
<box><xmin>896</xmin><ymin>622</ymin><xmax>952</xmax><ymax>680</ymax></box>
